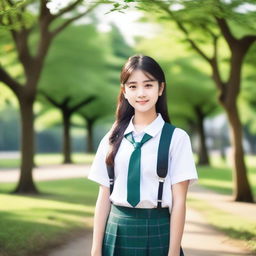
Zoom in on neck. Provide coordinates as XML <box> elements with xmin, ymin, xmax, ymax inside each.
<box><xmin>133</xmin><ymin>109</ymin><xmax>158</xmax><ymax>126</ymax></box>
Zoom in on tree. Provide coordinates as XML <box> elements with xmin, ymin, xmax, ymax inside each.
<box><xmin>167</xmin><ymin>58</ymin><xmax>220</xmax><ymax>166</ymax></box>
<box><xmin>155</xmin><ymin>0</ymin><xmax>256</xmax><ymax>201</ymax></box>
<box><xmin>0</xmin><ymin>0</ymin><xmax>99</xmax><ymax>194</ymax></box>
<box><xmin>135</xmin><ymin>24</ymin><xmax>220</xmax><ymax>166</ymax></box>
<box><xmin>116</xmin><ymin>0</ymin><xmax>255</xmax><ymax>202</ymax></box>
<box><xmin>37</xmin><ymin>23</ymin><xmax>111</xmax><ymax>163</ymax></box>
<box><xmin>80</xmin><ymin>23</ymin><xmax>134</xmax><ymax>152</ymax></box>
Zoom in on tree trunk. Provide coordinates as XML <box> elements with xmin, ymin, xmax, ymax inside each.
<box><xmin>13</xmin><ymin>97</ymin><xmax>38</xmax><ymax>194</ymax></box>
<box><xmin>196</xmin><ymin>111</ymin><xmax>209</xmax><ymax>166</ymax></box>
<box><xmin>87</xmin><ymin>120</ymin><xmax>93</xmax><ymax>153</ymax></box>
<box><xmin>226</xmin><ymin>104</ymin><xmax>253</xmax><ymax>202</ymax></box>
<box><xmin>62</xmin><ymin>112</ymin><xmax>72</xmax><ymax>163</ymax></box>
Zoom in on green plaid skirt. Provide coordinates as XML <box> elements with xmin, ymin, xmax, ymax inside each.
<box><xmin>102</xmin><ymin>204</ymin><xmax>171</xmax><ymax>256</ymax></box>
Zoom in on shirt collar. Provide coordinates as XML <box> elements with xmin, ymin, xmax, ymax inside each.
<box><xmin>124</xmin><ymin>113</ymin><xmax>165</xmax><ymax>138</ymax></box>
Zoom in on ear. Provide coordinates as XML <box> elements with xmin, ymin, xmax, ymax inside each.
<box><xmin>159</xmin><ymin>82</ymin><xmax>165</xmax><ymax>96</ymax></box>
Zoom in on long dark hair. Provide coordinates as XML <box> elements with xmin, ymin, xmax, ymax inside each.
<box><xmin>106</xmin><ymin>54</ymin><xmax>170</xmax><ymax>166</ymax></box>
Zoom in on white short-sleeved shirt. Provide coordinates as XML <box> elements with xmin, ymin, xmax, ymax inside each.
<box><xmin>87</xmin><ymin>113</ymin><xmax>198</xmax><ymax>213</ymax></box>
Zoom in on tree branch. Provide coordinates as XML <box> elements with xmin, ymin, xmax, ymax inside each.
<box><xmin>81</xmin><ymin>113</ymin><xmax>101</xmax><ymax>123</ymax></box>
<box><xmin>63</xmin><ymin>96</ymin><xmax>71</xmax><ymax>108</ymax></box>
<box><xmin>39</xmin><ymin>0</ymin><xmax>55</xmax><ymax>24</ymax></box>
<box><xmin>52</xmin><ymin>0</ymin><xmax>83</xmax><ymax>20</ymax></box>
<box><xmin>186</xmin><ymin>37</ymin><xmax>211</xmax><ymax>63</ymax></box>
<box><xmin>50</xmin><ymin>2</ymin><xmax>100</xmax><ymax>37</ymax></box>
<box><xmin>199</xmin><ymin>23</ymin><xmax>217</xmax><ymax>40</ymax></box>
<box><xmin>9</xmin><ymin>28</ymin><xmax>33</xmax><ymax>78</ymax></box>
<box><xmin>213</xmin><ymin>34</ymin><xmax>218</xmax><ymax>60</ymax></box>
<box><xmin>36</xmin><ymin>1</ymin><xmax>99</xmax><ymax>64</ymax></box>
<box><xmin>0</xmin><ymin>65</ymin><xmax>22</xmax><ymax>97</ymax></box>
<box><xmin>38</xmin><ymin>89</ymin><xmax>61</xmax><ymax>107</ymax></box>
<box><xmin>6</xmin><ymin>0</ymin><xmax>14</xmax><ymax>6</ymax></box>
<box><xmin>3</xmin><ymin>1</ymin><xmax>33</xmax><ymax>69</ymax></box>
<box><xmin>215</xmin><ymin>17</ymin><xmax>236</xmax><ymax>50</ymax></box>
<box><xmin>239</xmin><ymin>35</ymin><xmax>256</xmax><ymax>52</ymax></box>
<box><xmin>209</xmin><ymin>33</ymin><xmax>225</xmax><ymax>92</ymax></box>
<box><xmin>70</xmin><ymin>95</ymin><xmax>97</xmax><ymax>112</ymax></box>
<box><xmin>154</xmin><ymin>0</ymin><xmax>211</xmax><ymax>63</ymax></box>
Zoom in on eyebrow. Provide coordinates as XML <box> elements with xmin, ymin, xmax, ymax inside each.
<box><xmin>126</xmin><ymin>79</ymin><xmax>156</xmax><ymax>85</ymax></box>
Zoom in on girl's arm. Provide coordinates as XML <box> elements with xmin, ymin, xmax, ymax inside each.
<box><xmin>168</xmin><ymin>180</ymin><xmax>189</xmax><ymax>256</ymax></box>
<box><xmin>91</xmin><ymin>185</ymin><xmax>111</xmax><ymax>256</ymax></box>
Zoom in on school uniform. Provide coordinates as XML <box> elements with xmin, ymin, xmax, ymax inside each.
<box><xmin>87</xmin><ymin>113</ymin><xmax>198</xmax><ymax>256</ymax></box>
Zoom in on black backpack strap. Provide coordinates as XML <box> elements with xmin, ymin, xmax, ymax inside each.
<box><xmin>107</xmin><ymin>165</ymin><xmax>114</xmax><ymax>196</ymax></box>
<box><xmin>157</xmin><ymin>122</ymin><xmax>175</xmax><ymax>208</ymax></box>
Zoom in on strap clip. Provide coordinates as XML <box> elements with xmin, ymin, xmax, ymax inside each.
<box><xmin>158</xmin><ymin>177</ymin><xmax>165</xmax><ymax>183</ymax></box>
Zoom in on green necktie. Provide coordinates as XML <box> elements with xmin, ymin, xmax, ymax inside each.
<box><xmin>124</xmin><ymin>132</ymin><xmax>152</xmax><ymax>207</ymax></box>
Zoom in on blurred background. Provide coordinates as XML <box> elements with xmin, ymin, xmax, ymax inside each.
<box><xmin>0</xmin><ymin>0</ymin><xmax>255</xmax><ymax>255</ymax></box>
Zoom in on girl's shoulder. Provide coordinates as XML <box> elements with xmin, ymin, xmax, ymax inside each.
<box><xmin>172</xmin><ymin>126</ymin><xmax>190</xmax><ymax>138</ymax></box>
<box><xmin>170</xmin><ymin>126</ymin><xmax>192</xmax><ymax>146</ymax></box>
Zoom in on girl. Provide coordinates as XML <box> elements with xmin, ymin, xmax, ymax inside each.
<box><xmin>88</xmin><ymin>54</ymin><xmax>198</xmax><ymax>256</ymax></box>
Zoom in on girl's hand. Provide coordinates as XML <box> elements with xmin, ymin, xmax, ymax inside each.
<box><xmin>91</xmin><ymin>250</ymin><xmax>101</xmax><ymax>256</ymax></box>
<box><xmin>91</xmin><ymin>247</ymin><xmax>102</xmax><ymax>256</ymax></box>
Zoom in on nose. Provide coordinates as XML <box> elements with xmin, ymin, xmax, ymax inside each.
<box><xmin>137</xmin><ymin>86</ymin><xmax>146</xmax><ymax>98</ymax></box>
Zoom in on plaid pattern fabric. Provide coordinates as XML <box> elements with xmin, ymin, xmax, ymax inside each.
<box><xmin>102</xmin><ymin>204</ymin><xmax>170</xmax><ymax>256</ymax></box>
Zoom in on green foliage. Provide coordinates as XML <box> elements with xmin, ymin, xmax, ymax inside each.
<box><xmin>109</xmin><ymin>23</ymin><xmax>134</xmax><ymax>59</ymax></box>
<box><xmin>0</xmin><ymin>29</ymin><xmax>25</xmax><ymax>85</ymax></box>
<box><xmin>197</xmin><ymin>155</ymin><xmax>256</xmax><ymax>196</ymax></box>
<box><xmin>239</xmin><ymin>44</ymin><xmax>256</xmax><ymax>134</ymax></box>
<box><xmin>35</xmin><ymin>22</ymin><xmax>113</xmax><ymax>129</ymax></box>
<box><xmin>0</xmin><ymin>0</ymin><xmax>27</xmax><ymax>30</ymax></box>
<box><xmin>78</xmin><ymin>23</ymin><xmax>135</xmax><ymax>123</ymax></box>
<box><xmin>135</xmin><ymin>22</ymin><xmax>220</xmax><ymax>130</ymax></box>
<box><xmin>39</xmin><ymin>23</ymin><xmax>106</xmax><ymax>97</ymax></box>
<box><xmin>111</xmin><ymin>0</ymin><xmax>256</xmax><ymax>136</ymax></box>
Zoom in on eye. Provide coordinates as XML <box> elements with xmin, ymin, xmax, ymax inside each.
<box><xmin>129</xmin><ymin>85</ymin><xmax>136</xmax><ymax>89</ymax></box>
<box><xmin>145</xmin><ymin>84</ymin><xmax>153</xmax><ymax>87</ymax></box>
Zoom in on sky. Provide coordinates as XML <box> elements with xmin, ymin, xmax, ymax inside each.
<box><xmin>46</xmin><ymin>0</ymin><xmax>256</xmax><ymax>46</ymax></box>
<box><xmin>94</xmin><ymin>4</ymin><xmax>160</xmax><ymax>46</ymax></box>
<box><xmin>46</xmin><ymin>0</ymin><xmax>160</xmax><ymax>46</ymax></box>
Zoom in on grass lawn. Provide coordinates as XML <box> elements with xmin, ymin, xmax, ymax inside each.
<box><xmin>0</xmin><ymin>154</ymin><xmax>255</xmax><ymax>255</ymax></box>
<box><xmin>0</xmin><ymin>178</ymin><xmax>98</xmax><ymax>256</ymax></box>
<box><xmin>0</xmin><ymin>153</ymin><xmax>95</xmax><ymax>169</ymax></box>
<box><xmin>196</xmin><ymin>154</ymin><xmax>256</xmax><ymax>197</ymax></box>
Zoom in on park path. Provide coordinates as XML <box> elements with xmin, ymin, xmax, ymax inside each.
<box><xmin>189</xmin><ymin>185</ymin><xmax>256</xmax><ymax>222</ymax></box>
<box><xmin>0</xmin><ymin>164</ymin><xmax>255</xmax><ymax>255</ymax></box>
<box><xmin>0</xmin><ymin>163</ymin><xmax>89</xmax><ymax>182</ymax></box>
<box><xmin>47</xmin><ymin>206</ymin><xmax>254</xmax><ymax>256</ymax></box>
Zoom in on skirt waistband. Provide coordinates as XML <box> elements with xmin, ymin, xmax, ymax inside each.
<box><xmin>110</xmin><ymin>204</ymin><xmax>170</xmax><ymax>219</ymax></box>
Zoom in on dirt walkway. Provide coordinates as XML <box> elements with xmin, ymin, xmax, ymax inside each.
<box><xmin>189</xmin><ymin>184</ymin><xmax>256</xmax><ymax>222</ymax></box>
<box><xmin>0</xmin><ymin>163</ymin><xmax>89</xmax><ymax>182</ymax></box>
<box><xmin>47</xmin><ymin>205</ymin><xmax>254</xmax><ymax>256</ymax></box>
<box><xmin>1</xmin><ymin>165</ymin><xmax>254</xmax><ymax>255</ymax></box>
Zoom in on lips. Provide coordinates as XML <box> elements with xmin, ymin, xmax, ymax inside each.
<box><xmin>136</xmin><ymin>100</ymin><xmax>149</xmax><ymax>104</ymax></box>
